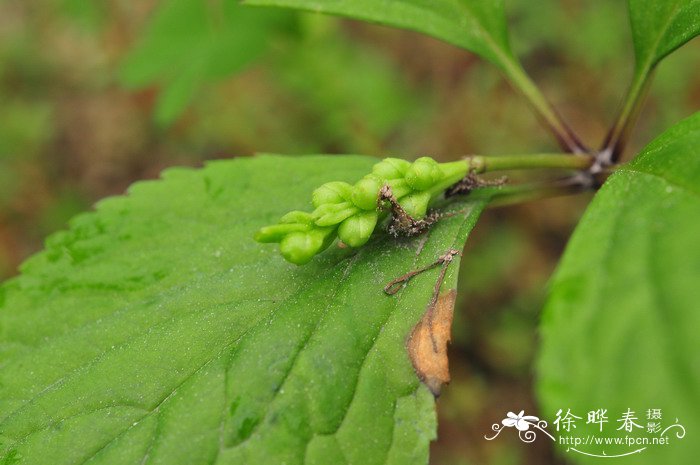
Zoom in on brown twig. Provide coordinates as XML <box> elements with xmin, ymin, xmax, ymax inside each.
<box><xmin>384</xmin><ymin>249</ymin><xmax>461</xmax><ymax>295</ymax></box>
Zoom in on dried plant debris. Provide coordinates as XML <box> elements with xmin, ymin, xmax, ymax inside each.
<box><xmin>445</xmin><ymin>171</ymin><xmax>507</xmax><ymax>197</ymax></box>
<box><xmin>407</xmin><ymin>289</ymin><xmax>457</xmax><ymax>396</ymax></box>
<box><xmin>378</xmin><ymin>185</ymin><xmax>440</xmax><ymax>237</ymax></box>
<box><xmin>385</xmin><ymin>249</ymin><xmax>461</xmax><ymax>395</ymax></box>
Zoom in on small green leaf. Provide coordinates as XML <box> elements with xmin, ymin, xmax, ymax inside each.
<box><xmin>120</xmin><ymin>0</ymin><xmax>294</xmax><ymax>125</ymax></box>
<box><xmin>538</xmin><ymin>112</ymin><xmax>700</xmax><ymax>464</ymax></box>
<box><xmin>628</xmin><ymin>0</ymin><xmax>700</xmax><ymax>71</ymax></box>
<box><xmin>153</xmin><ymin>56</ymin><xmax>205</xmax><ymax>126</ymax></box>
<box><xmin>0</xmin><ymin>155</ymin><xmax>487</xmax><ymax>464</ymax></box>
<box><xmin>243</xmin><ymin>0</ymin><xmax>518</xmax><ymax>71</ymax></box>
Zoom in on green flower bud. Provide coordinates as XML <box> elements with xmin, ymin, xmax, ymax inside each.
<box><xmin>312</xmin><ymin>201</ymin><xmax>358</xmax><ymax>226</ymax></box>
<box><xmin>405</xmin><ymin>157</ymin><xmax>442</xmax><ymax>191</ymax></box>
<box><xmin>254</xmin><ymin>156</ymin><xmax>460</xmax><ymax>264</ymax></box>
<box><xmin>311</xmin><ymin>181</ymin><xmax>353</xmax><ymax>208</ymax></box>
<box><xmin>338</xmin><ymin>210</ymin><xmax>379</xmax><ymax>248</ymax></box>
<box><xmin>351</xmin><ymin>175</ymin><xmax>382</xmax><ymax>210</ymax></box>
<box><xmin>315</xmin><ymin>227</ymin><xmax>338</xmax><ymax>254</ymax></box>
<box><xmin>254</xmin><ymin>223</ymin><xmax>309</xmax><ymax>243</ymax></box>
<box><xmin>279</xmin><ymin>210</ymin><xmax>314</xmax><ymax>225</ymax></box>
<box><xmin>372</xmin><ymin>158</ymin><xmax>411</xmax><ymax>180</ymax></box>
<box><xmin>386</xmin><ymin>178</ymin><xmax>412</xmax><ymax>199</ymax></box>
<box><xmin>399</xmin><ymin>191</ymin><xmax>431</xmax><ymax>218</ymax></box>
<box><xmin>279</xmin><ymin>230</ymin><xmax>325</xmax><ymax>265</ymax></box>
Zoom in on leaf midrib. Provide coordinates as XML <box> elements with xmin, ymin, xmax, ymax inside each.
<box><xmin>1</xmin><ymin>255</ymin><xmax>344</xmax><ymax>449</ymax></box>
<box><xmin>634</xmin><ymin>0</ymin><xmax>683</xmax><ymax>73</ymax></box>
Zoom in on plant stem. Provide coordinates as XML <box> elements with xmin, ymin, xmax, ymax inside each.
<box><xmin>472</xmin><ymin>176</ymin><xmax>589</xmax><ymax>207</ymax></box>
<box><xmin>499</xmin><ymin>60</ymin><xmax>587</xmax><ymax>154</ymax></box>
<box><xmin>601</xmin><ymin>68</ymin><xmax>654</xmax><ymax>163</ymax></box>
<box><xmin>468</xmin><ymin>153</ymin><xmax>594</xmax><ymax>173</ymax></box>
<box><xmin>427</xmin><ymin>153</ymin><xmax>594</xmax><ymax>199</ymax></box>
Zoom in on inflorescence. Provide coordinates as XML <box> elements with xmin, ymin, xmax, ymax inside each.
<box><xmin>254</xmin><ymin>157</ymin><xmax>471</xmax><ymax>265</ymax></box>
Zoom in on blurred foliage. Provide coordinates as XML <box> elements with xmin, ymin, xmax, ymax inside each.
<box><xmin>0</xmin><ymin>0</ymin><xmax>698</xmax><ymax>463</ymax></box>
<box><xmin>120</xmin><ymin>0</ymin><xmax>297</xmax><ymax>124</ymax></box>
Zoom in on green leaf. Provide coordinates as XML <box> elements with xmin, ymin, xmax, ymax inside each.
<box><xmin>243</xmin><ymin>0</ymin><xmax>517</xmax><ymax>71</ymax></box>
<box><xmin>120</xmin><ymin>0</ymin><xmax>295</xmax><ymax>125</ymax></box>
<box><xmin>603</xmin><ymin>1</ymin><xmax>699</xmax><ymax>158</ymax></box>
<box><xmin>628</xmin><ymin>0</ymin><xmax>700</xmax><ymax>71</ymax></box>
<box><xmin>537</xmin><ymin>112</ymin><xmax>700</xmax><ymax>463</ymax></box>
<box><xmin>0</xmin><ymin>155</ymin><xmax>487</xmax><ymax>464</ymax></box>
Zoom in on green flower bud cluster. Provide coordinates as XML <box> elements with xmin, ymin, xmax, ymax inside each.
<box><xmin>255</xmin><ymin>157</ymin><xmax>469</xmax><ymax>265</ymax></box>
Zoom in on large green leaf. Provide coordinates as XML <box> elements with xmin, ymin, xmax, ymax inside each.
<box><xmin>242</xmin><ymin>0</ymin><xmax>517</xmax><ymax>71</ymax></box>
<box><xmin>0</xmin><ymin>155</ymin><xmax>487</xmax><ymax>464</ymax></box>
<box><xmin>120</xmin><ymin>1</ymin><xmax>294</xmax><ymax>125</ymax></box>
<box><xmin>628</xmin><ymin>0</ymin><xmax>700</xmax><ymax>71</ymax></box>
<box><xmin>537</xmin><ymin>112</ymin><xmax>700</xmax><ymax>463</ymax></box>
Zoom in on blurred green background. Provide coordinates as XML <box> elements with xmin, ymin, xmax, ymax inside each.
<box><xmin>0</xmin><ymin>0</ymin><xmax>698</xmax><ymax>463</ymax></box>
